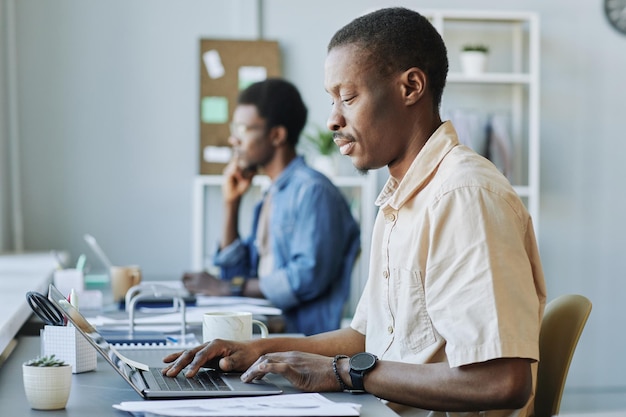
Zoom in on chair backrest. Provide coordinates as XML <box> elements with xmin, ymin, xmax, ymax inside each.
<box><xmin>534</xmin><ymin>294</ymin><xmax>592</xmax><ymax>417</ymax></box>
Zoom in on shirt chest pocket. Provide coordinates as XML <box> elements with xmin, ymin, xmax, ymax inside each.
<box><xmin>390</xmin><ymin>268</ymin><xmax>437</xmax><ymax>353</ymax></box>
<box><xmin>269</xmin><ymin>207</ymin><xmax>297</xmax><ymax>258</ymax></box>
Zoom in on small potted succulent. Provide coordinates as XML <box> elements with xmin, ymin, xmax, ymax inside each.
<box><xmin>304</xmin><ymin>125</ymin><xmax>338</xmax><ymax>177</ymax></box>
<box><xmin>22</xmin><ymin>354</ymin><xmax>72</xmax><ymax>410</ymax></box>
<box><xmin>460</xmin><ymin>44</ymin><xmax>489</xmax><ymax>75</ymax></box>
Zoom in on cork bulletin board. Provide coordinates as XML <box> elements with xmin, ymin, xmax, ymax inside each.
<box><xmin>199</xmin><ymin>39</ymin><xmax>281</xmax><ymax>174</ymax></box>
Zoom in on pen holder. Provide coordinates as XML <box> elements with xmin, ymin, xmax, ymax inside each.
<box><xmin>53</xmin><ymin>268</ymin><xmax>85</xmax><ymax>298</ymax></box>
<box><xmin>41</xmin><ymin>325</ymin><xmax>97</xmax><ymax>374</ymax></box>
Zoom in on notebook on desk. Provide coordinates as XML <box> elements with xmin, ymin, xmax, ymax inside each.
<box><xmin>47</xmin><ymin>283</ymin><xmax>283</xmax><ymax>399</ymax></box>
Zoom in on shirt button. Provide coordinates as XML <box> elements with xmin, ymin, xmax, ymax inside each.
<box><xmin>387</xmin><ymin>326</ymin><xmax>394</xmax><ymax>334</ymax></box>
<box><xmin>385</xmin><ymin>213</ymin><xmax>396</xmax><ymax>222</ymax></box>
<box><xmin>383</xmin><ymin>270</ymin><xmax>389</xmax><ymax>279</ymax></box>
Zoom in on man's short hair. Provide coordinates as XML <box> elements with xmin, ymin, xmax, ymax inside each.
<box><xmin>237</xmin><ymin>78</ymin><xmax>308</xmax><ymax>147</ymax></box>
<box><xmin>328</xmin><ymin>7</ymin><xmax>448</xmax><ymax>111</ymax></box>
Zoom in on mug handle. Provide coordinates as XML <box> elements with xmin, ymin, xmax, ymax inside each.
<box><xmin>131</xmin><ymin>270</ymin><xmax>141</xmax><ymax>286</ymax></box>
<box><xmin>252</xmin><ymin>319</ymin><xmax>269</xmax><ymax>338</ymax></box>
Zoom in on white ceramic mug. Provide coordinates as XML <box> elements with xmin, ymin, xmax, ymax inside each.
<box><xmin>202</xmin><ymin>311</ymin><xmax>269</xmax><ymax>343</ymax></box>
<box><xmin>109</xmin><ymin>265</ymin><xmax>142</xmax><ymax>302</ymax></box>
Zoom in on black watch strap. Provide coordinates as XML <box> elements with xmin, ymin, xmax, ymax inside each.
<box><xmin>349</xmin><ymin>368</ymin><xmax>366</xmax><ymax>391</ymax></box>
<box><xmin>349</xmin><ymin>352</ymin><xmax>377</xmax><ymax>392</ymax></box>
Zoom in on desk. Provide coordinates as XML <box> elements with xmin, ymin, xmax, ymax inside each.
<box><xmin>0</xmin><ymin>252</ymin><xmax>59</xmax><ymax>359</ymax></box>
<box><xmin>0</xmin><ymin>336</ymin><xmax>400</xmax><ymax>416</ymax></box>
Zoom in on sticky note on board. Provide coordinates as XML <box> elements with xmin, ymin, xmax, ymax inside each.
<box><xmin>201</xmin><ymin>96</ymin><xmax>229</xmax><ymax>124</ymax></box>
<box><xmin>238</xmin><ymin>66</ymin><xmax>267</xmax><ymax>90</ymax></box>
<box><xmin>203</xmin><ymin>146</ymin><xmax>233</xmax><ymax>163</ymax></box>
<box><xmin>203</xmin><ymin>49</ymin><xmax>225</xmax><ymax>79</ymax></box>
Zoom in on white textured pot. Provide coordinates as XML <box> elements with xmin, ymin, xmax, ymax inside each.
<box><xmin>22</xmin><ymin>364</ymin><xmax>72</xmax><ymax>410</ymax></box>
<box><xmin>460</xmin><ymin>51</ymin><xmax>488</xmax><ymax>75</ymax></box>
<box><xmin>311</xmin><ymin>155</ymin><xmax>338</xmax><ymax>178</ymax></box>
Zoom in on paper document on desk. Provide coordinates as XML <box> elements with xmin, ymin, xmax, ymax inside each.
<box><xmin>113</xmin><ymin>393</ymin><xmax>360</xmax><ymax>416</ymax></box>
<box><xmin>88</xmin><ymin>304</ymin><xmax>281</xmax><ymax>328</ymax></box>
<box><xmin>194</xmin><ymin>295</ymin><xmax>274</xmax><ymax>307</ymax></box>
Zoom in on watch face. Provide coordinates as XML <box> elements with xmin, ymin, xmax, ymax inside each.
<box><xmin>350</xmin><ymin>352</ymin><xmax>377</xmax><ymax>371</ymax></box>
<box><xmin>605</xmin><ymin>0</ymin><xmax>626</xmax><ymax>35</ymax></box>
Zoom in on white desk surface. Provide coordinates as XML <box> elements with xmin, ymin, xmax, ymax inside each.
<box><xmin>0</xmin><ymin>252</ymin><xmax>59</xmax><ymax>357</ymax></box>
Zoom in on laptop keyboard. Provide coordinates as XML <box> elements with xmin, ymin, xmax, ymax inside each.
<box><xmin>150</xmin><ymin>368</ymin><xmax>232</xmax><ymax>392</ymax></box>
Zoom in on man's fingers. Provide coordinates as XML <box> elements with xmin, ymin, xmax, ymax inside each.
<box><xmin>240</xmin><ymin>355</ymin><xmax>291</xmax><ymax>381</ymax></box>
<box><xmin>162</xmin><ymin>350</ymin><xmax>194</xmax><ymax>376</ymax></box>
<box><xmin>161</xmin><ymin>346</ymin><xmax>210</xmax><ymax>377</ymax></box>
<box><xmin>162</xmin><ymin>350</ymin><xmax>185</xmax><ymax>364</ymax></box>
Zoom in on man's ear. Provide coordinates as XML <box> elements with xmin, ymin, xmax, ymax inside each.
<box><xmin>401</xmin><ymin>67</ymin><xmax>427</xmax><ymax>106</ymax></box>
<box><xmin>271</xmin><ymin>125</ymin><xmax>288</xmax><ymax>147</ymax></box>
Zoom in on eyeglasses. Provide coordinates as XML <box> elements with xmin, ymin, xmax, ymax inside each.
<box><xmin>229</xmin><ymin>122</ymin><xmax>266</xmax><ymax>139</ymax></box>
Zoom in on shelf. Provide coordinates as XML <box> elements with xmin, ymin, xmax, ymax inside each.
<box><xmin>193</xmin><ymin>174</ymin><xmax>372</xmax><ymax>188</ymax></box>
<box><xmin>447</xmin><ymin>72</ymin><xmax>532</xmax><ymax>84</ymax></box>
<box><xmin>424</xmin><ymin>9</ymin><xmax>540</xmax><ymax>234</ymax></box>
<box><xmin>422</xmin><ymin>9</ymin><xmax>538</xmax><ymax>22</ymax></box>
<box><xmin>512</xmin><ymin>185</ymin><xmax>531</xmax><ymax>197</ymax></box>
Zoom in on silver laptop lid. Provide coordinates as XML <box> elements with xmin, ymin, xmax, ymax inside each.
<box><xmin>47</xmin><ymin>283</ymin><xmax>148</xmax><ymax>397</ymax></box>
<box><xmin>46</xmin><ymin>283</ymin><xmax>283</xmax><ymax>399</ymax></box>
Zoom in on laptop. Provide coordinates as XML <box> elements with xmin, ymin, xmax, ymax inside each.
<box><xmin>47</xmin><ymin>283</ymin><xmax>283</xmax><ymax>399</ymax></box>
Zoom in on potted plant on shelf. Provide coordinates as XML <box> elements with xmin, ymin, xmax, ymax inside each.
<box><xmin>303</xmin><ymin>125</ymin><xmax>338</xmax><ymax>177</ymax></box>
<box><xmin>22</xmin><ymin>354</ymin><xmax>72</xmax><ymax>410</ymax></box>
<box><xmin>460</xmin><ymin>44</ymin><xmax>489</xmax><ymax>75</ymax></box>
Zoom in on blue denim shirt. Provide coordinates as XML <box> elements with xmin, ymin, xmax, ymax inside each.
<box><xmin>213</xmin><ymin>156</ymin><xmax>360</xmax><ymax>335</ymax></box>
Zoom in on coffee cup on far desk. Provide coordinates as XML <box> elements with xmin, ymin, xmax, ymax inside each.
<box><xmin>202</xmin><ymin>311</ymin><xmax>269</xmax><ymax>343</ymax></box>
<box><xmin>109</xmin><ymin>265</ymin><xmax>142</xmax><ymax>302</ymax></box>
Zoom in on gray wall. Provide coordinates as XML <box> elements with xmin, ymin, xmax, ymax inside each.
<box><xmin>2</xmin><ymin>0</ymin><xmax>626</xmax><ymax>406</ymax></box>
<box><xmin>0</xmin><ymin>0</ymin><xmax>10</xmax><ymax>251</ymax></box>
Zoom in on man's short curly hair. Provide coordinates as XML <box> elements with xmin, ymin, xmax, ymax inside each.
<box><xmin>238</xmin><ymin>78</ymin><xmax>308</xmax><ymax>147</ymax></box>
<box><xmin>328</xmin><ymin>7</ymin><xmax>448</xmax><ymax>110</ymax></box>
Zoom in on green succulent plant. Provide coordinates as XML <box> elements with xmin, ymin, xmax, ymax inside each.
<box><xmin>462</xmin><ymin>44</ymin><xmax>489</xmax><ymax>53</ymax></box>
<box><xmin>304</xmin><ymin>126</ymin><xmax>336</xmax><ymax>156</ymax></box>
<box><xmin>24</xmin><ymin>354</ymin><xmax>67</xmax><ymax>367</ymax></box>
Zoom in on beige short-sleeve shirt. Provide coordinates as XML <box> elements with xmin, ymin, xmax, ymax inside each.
<box><xmin>351</xmin><ymin>121</ymin><xmax>547</xmax><ymax>417</ymax></box>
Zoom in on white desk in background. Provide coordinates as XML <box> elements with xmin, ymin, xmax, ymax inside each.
<box><xmin>0</xmin><ymin>252</ymin><xmax>58</xmax><ymax>361</ymax></box>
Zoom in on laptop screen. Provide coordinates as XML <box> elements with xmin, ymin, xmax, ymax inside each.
<box><xmin>47</xmin><ymin>283</ymin><xmax>285</xmax><ymax>399</ymax></box>
<box><xmin>47</xmin><ymin>284</ymin><xmax>148</xmax><ymax>393</ymax></box>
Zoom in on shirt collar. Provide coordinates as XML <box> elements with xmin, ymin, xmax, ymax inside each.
<box><xmin>375</xmin><ymin>121</ymin><xmax>459</xmax><ymax>209</ymax></box>
<box><xmin>269</xmin><ymin>155</ymin><xmax>305</xmax><ymax>193</ymax></box>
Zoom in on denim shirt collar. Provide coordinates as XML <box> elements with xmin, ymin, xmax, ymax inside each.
<box><xmin>268</xmin><ymin>155</ymin><xmax>306</xmax><ymax>194</ymax></box>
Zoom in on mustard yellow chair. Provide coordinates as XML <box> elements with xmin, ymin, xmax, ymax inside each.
<box><xmin>534</xmin><ymin>294</ymin><xmax>592</xmax><ymax>417</ymax></box>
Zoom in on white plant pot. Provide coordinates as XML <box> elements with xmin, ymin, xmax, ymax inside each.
<box><xmin>311</xmin><ymin>155</ymin><xmax>338</xmax><ymax>177</ymax></box>
<box><xmin>460</xmin><ymin>51</ymin><xmax>488</xmax><ymax>75</ymax></box>
<box><xmin>22</xmin><ymin>364</ymin><xmax>72</xmax><ymax>410</ymax></box>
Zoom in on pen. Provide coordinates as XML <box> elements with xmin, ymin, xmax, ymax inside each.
<box><xmin>75</xmin><ymin>254</ymin><xmax>86</xmax><ymax>271</ymax></box>
<box><xmin>70</xmin><ymin>288</ymin><xmax>79</xmax><ymax>311</ymax></box>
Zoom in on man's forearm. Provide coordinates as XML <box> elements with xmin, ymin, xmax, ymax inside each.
<box><xmin>255</xmin><ymin>327</ymin><xmax>365</xmax><ymax>356</ymax></box>
<box><xmin>338</xmin><ymin>357</ymin><xmax>533</xmax><ymax>412</ymax></box>
<box><xmin>221</xmin><ymin>199</ymin><xmax>241</xmax><ymax>249</ymax></box>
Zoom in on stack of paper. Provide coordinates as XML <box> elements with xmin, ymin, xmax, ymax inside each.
<box><xmin>113</xmin><ymin>393</ymin><xmax>360</xmax><ymax>416</ymax></box>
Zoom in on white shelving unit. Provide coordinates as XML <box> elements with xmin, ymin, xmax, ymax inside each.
<box><xmin>191</xmin><ymin>173</ymin><xmax>379</xmax><ymax>316</ymax></box>
<box><xmin>424</xmin><ymin>9</ymin><xmax>541</xmax><ymax>232</ymax></box>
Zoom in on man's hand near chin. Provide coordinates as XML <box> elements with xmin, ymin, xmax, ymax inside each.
<box><xmin>222</xmin><ymin>157</ymin><xmax>257</xmax><ymax>203</ymax></box>
<box><xmin>182</xmin><ymin>271</ymin><xmax>230</xmax><ymax>296</ymax></box>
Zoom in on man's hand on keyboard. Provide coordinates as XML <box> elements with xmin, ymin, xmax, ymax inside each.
<box><xmin>161</xmin><ymin>339</ymin><xmax>262</xmax><ymax>378</ymax></box>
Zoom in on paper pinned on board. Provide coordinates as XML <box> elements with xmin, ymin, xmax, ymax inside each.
<box><xmin>203</xmin><ymin>50</ymin><xmax>225</xmax><ymax>79</ymax></box>
<box><xmin>238</xmin><ymin>66</ymin><xmax>267</xmax><ymax>90</ymax></box>
<box><xmin>113</xmin><ymin>393</ymin><xmax>361</xmax><ymax>416</ymax></box>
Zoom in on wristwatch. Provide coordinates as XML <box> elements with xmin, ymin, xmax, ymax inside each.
<box><xmin>229</xmin><ymin>276</ymin><xmax>246</xmax><ymax>296</ymax></box>
<box><xmin>349</xmin><ymin>352</ymin><xmax>378</xmax><ymax>392</ymax></box>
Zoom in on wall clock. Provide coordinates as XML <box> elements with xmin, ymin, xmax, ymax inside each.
<box><xmin>605</xmin><ymin>0</ymin><xmax>626</xmax><ymax>35</ymax></box>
